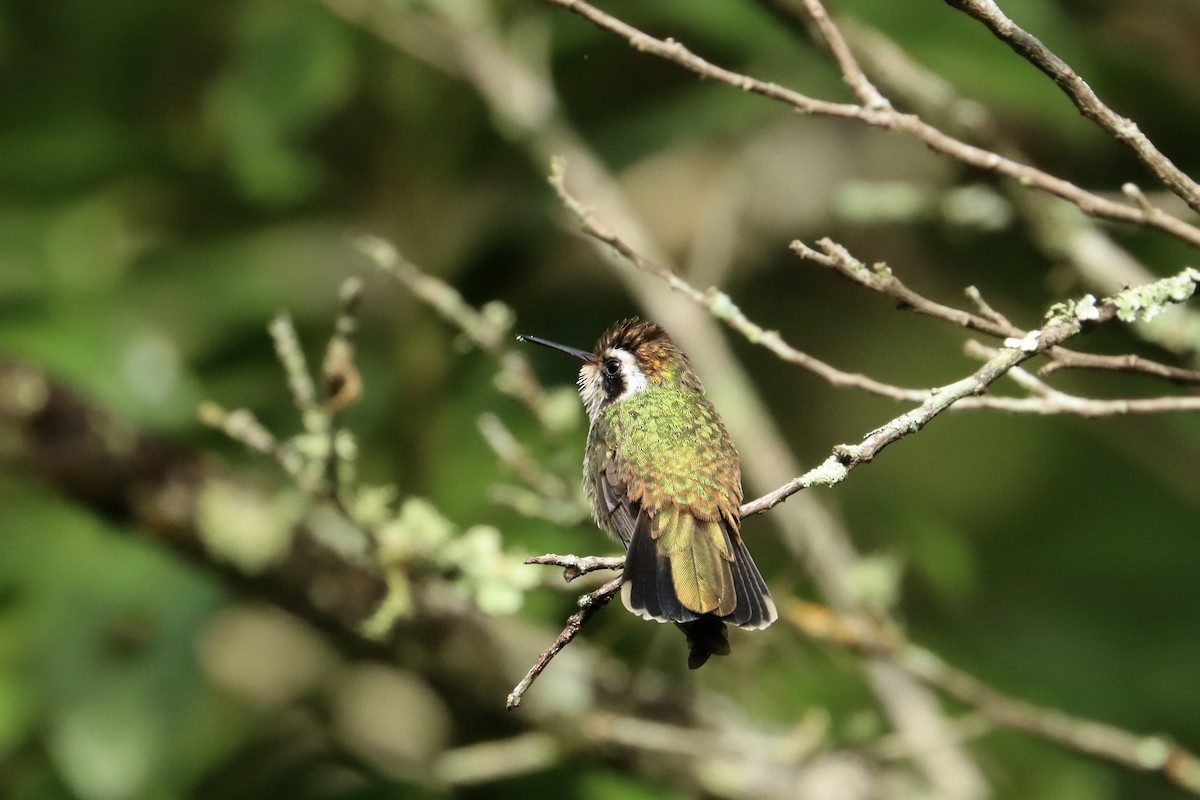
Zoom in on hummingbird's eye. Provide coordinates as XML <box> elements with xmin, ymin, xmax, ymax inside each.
<box><xmin>602</xmin><ymin>358</ymin><xmax>621</xmax><ymax>378</ymax></box>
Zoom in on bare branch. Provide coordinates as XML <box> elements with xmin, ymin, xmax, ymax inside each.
<box><xmin>1038</xmin><ymin>348</ymin><xmax>1200</xmax><ymax>386</ymax></box>
<box><xmin>790</xmin><ymin>238</ymin><xmax>1012</xmax><ymax>339</ymax></box>
<box><xmin>198</xmin><ymin>402</ymin><xmax>305</xmax><ymax>479</ymax></box>
<box><xmin>964</xmin><ymin>341</ymin><xmax>1200</xmax><ymax>416</ymax></box>
<box><xmin>539</xmin><ymin>0</ymin><xmax>1200</xmax><ymax>249</ymax></box>
<box><xmin>506</xmin><ymin>575</ymin><xmax>623</xmax><ymax>709</ymax></box>
<box><xmin>555</xmin><ymin>161</ymin><xmax>1200</xmax><ymax>414</ymax></box>
<box><xmin>803</xmin><ymin>7</ymin><xmax>1200</xmax><ymax>362</ymax></box>
<box><xmin>797</xmin><ymin>0</ymin><xmax>889</xmax><ymax>108</ymax></box>
<box><xmin>269</xmin><ymin>312</ymin><xmax>320</xmax><ymax>426</ymax></box>
<box><xmin>943</xmin><ymin>0</ymin><xmax>1200</xmax><ymax>215</ymax></box>
<box><xmin>548</xmin><ymin>159</ymin><xmax>929</xmax><ymax>403</ymax></box>
<box><xmin>793</xmin><ymin>238</ymin><xmax>1200</xmax><ymax>386</ymax></box>
<box><xmin>523</xmin><ymin>553</ymin><xmax>625</xmax><ymax>581</ymax></box>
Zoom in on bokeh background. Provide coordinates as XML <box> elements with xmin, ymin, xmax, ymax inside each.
<box><xmin>2</xmin><ymin>0</ymin><xmax>1200</xmax><ymax>798</ymax></box>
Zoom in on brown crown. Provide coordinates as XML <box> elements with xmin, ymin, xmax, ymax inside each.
<box><xmin>596</xmin><ymin>318</ymin><xmax>683</xmax><ymax>376</ymax></box>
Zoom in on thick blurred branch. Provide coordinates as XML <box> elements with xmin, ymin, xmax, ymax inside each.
<box><xmin>0</xmin><ymin>356</ymin><xmax>389</xmax><ymax>657</ymax></box>
<box><xmin>785</xmin><ymin>600</ymin><xmax>1200</xmax><ymax>795</ymax></box>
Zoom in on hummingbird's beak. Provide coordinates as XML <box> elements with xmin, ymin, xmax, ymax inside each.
<box><xmin>516</xmin><ymin>334</ymin><xmax>595</xmax><ymax>363</ymax></box>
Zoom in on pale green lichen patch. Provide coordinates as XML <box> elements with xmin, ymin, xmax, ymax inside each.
<box><xmin>374</xmin><ymin>497</ymin><xmax>537</xmax><ymax>621</ymax></box>
<box><xmin>438</xmin><ymin>525</ymin><xmax>540</xmax><ymax>615</ymax></box>
<box><xmin>377</xmin><ymin>497</ymin><xmax>455</xmax><ymax>562</ymax></box>
<box><xmin>350</xmin><ymin>484</ymin><xmax>399</xmax><ymax>529</ymax></box>
<box><xmin>1111</xmin><ymin>267</ymin><xmax>1200</xmax><ymax>323</ymax></box>
<box><xmin>1072</xmin><ymin>294</ymin><xmax>1100</xmax><ymax>321</ymax></box>
<box><xmin>704</xmin><ymin>287</ymin><xmax>739</xmax><ymax>322</ymax></box>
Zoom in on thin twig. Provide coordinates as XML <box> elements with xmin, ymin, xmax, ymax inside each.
<box><xmin>506</xmin><ymin>575</ymin><xmax>623</xmax><ymax>709</ymax></box>
<box><xmin>964</xmin><ymin>341</ymin><xmax>1200</xmax><ymax>415</ymax></box>
<box><xmin>524</xmin><ymin>552</ymin><xmax>625</xmax><ymax>581</ymax></box>
<box><xmin>1038</xmin><ymin>348</ymin><xmax>1200</xmax><ymax>385</ymax></box>
<box><xmin>792</xmin><ymin>238</ymin><xmax>1200</xmax><ymax>386</ymax></box>
<box><xmin>354</xmin><ymin>234</ymin><xmax>572</xmax><ymax>434</ymax></box>
<box><xmin>790</xmin><ymin>238</ymin><xmax>1012</xmax><ymax>339</ymax></box>
<box><xmin>269</xmin><ymin>313</ymin><xmax>320</xmax><ymax>431</ymax></box>
<box><xmin>197</xmin><ymin>402</ymin><xmax>304</xmax><ymax>478</ymax></box>
<box><xmin>964</xmin><ymin>286</ymin><xmax>1014</xmax><ymax>329</ymax></box>
<box><xmin>797</xmin><ymin>0</ymin><xmax>889</xmax><ymax>108</ymax></box>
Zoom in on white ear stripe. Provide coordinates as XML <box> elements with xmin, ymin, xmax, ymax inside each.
<box><xmin>611</xmin><ymin>349</ymin><xmax>649</xmax><ymax>402</ymax></box>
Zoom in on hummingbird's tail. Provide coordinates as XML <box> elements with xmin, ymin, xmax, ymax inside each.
<box><xmin>622</xmin><ymin>513</ymin><xmax>778</xmax><ymax>667</ymax></box>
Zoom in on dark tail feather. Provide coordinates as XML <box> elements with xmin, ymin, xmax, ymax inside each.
<box><xmin>623</xmin><ymin>518</ymin><xmax>664</xmax><ymax>621</ymax></box>
<box><xmin>676</xmin><ymin>617</ymin><xmax>730</xmax><ymax>669</ymax></box>
<box><xmin>724</xmin><ymin>534</ymin><xmax>778</xmax><ymax>630</ymax></box>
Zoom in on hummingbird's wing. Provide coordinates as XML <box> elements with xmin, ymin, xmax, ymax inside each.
<box><xmin>596</xmin><ymin>472</ymin><xmax>689</xmax><ymax>621</ymax></box>
<box><xmin>594</xmin><ymin>465</ymin><xmax>688</xmax><ymax>621</ymax></box>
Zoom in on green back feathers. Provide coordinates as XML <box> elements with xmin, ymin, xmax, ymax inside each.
<box><xmin>603</xmin><ymin>387</ymin><xmax>742</xmax><ymax>519</ymax></box>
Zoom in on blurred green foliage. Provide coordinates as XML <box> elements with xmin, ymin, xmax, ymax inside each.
<box><xmin>2</xmin><ymin>0</ymin><xmax>1200</xmax><ymax>798</ymax></box>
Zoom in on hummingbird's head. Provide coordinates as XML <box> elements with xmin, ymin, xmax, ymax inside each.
<box><xmin>517</xmin><ymin>318</ymin><xmax>696</xmax><ymax>422</ymax></box>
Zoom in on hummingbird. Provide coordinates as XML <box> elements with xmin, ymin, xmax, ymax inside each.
<box><xmin>518</xmin><ymin>318</ymin><xmax>777</xmax><ymax>668</ymax></box>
